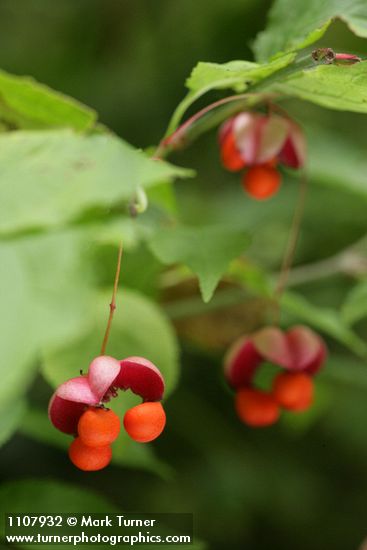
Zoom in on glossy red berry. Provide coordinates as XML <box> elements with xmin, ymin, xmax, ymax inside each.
<box><xmin>272</xmin><ymin>372</ymin><xmax>314</xmax><ymax>412</ymax></box>
<box><xmin>123</xmin><ymin>402</ymin><xmax>166</xmax><ymax>443</ymax></box>
<box><xmin>242</xmin><ymin>165</ymin><xmax>281</xmax><ymax>200</ymax></box>
<box><xmin>78</xmin><ymin>407</ymin><xmax>120</xmax><ymax>447</ymax></box>
<box><xmin>68</xmin><ymin>437</ymin><xmax>112</xmax><ymax>471</ymax></box>
<box><xmin>235</xmin><ymin>388</ymin><xmax>280</xmax><ymax>427</ymax></box>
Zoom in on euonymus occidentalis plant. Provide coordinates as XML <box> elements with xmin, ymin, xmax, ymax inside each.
<box><xmin>2</xmin><ymin>0</ymin><xmax>367</xmax><ymax>468</ymax></box>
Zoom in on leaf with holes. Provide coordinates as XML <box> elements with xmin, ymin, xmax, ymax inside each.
<box><xmin>0</xmin><ymin>130</ymin><xmax>193</xmax><ymax>236</ymax></box>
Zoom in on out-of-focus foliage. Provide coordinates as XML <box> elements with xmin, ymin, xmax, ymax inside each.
<box><xmin>0</xmin><ymin>130</ymin><xmax>191</xmax><ymax>234</ymax></box>
<box><xmin>0</xmin><ymin>231</ymin><xmax>93</xmax><ymax>409</ymax></box>
<box><xmin>0</xmin><ymin>67</ymin><xmax>96</xmax><ymax>129</ymax></box>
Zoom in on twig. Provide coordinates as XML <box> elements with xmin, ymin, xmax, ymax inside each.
<box><xmin>153</xmin><ymin>93</ymin><xmax>261</xmax><ymax>159</ymax></box>
<box><xmin>272</xmin><ymin>171</ymin><xmax>308</xmax><ymax>322</ymax></box>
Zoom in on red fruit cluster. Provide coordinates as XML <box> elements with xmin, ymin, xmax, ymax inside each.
<box><xmin>49</xmin><ymin>355</ymin><xmax>166</xmax><ymax>471</ymax></box>
<box><xmin>218</xmin><ymin>112</ymin><xmax>306</xmax><ymax>200</ymax></box>
<box><xmin>224</xmin><ymin>326</ymin><xmax>327</xmax><ymax>427</ymax></box>
<box><xmin>69</xmin><ymin>402</ymin><xmax>166</xmax><ymax>471</ymax></box>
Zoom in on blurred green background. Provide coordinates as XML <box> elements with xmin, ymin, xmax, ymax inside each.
<box><xmin>1</xmin><ymin>1</ymin><xmax>367</xmax><ymax>549</ymax></box>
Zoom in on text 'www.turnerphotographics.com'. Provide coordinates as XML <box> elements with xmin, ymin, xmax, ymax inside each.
<box><xmin>5</xmin><ymin>513</ymin><xmax>194</xmax><ymax>546</ymax></box>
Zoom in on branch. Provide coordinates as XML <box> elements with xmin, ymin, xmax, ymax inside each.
<box><xmin>272</xmin><ymin>171</ymin><xmax>308</xmax><ymax>323</ymax></box>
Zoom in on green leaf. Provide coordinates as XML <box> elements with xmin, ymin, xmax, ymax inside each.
<box><xmin>0</xmin><ymin>130</ymin><xmax>193</xmax><ymax>236</ymax></box>
<box><xmin>342</xmin><ymin>279</ymin><xmax>367</xmax><ymax>325</ymax></box>
<box><xmin>281</xmin><ymin>291</ymin><xmax>367</xmax><ymax>357</ymax></box>
<box><xmin>254</xmin><ymin>0</ymin><xmax>367</xmax><ymax>61</ymax></box>
<box><xmin>42</xmin><ymin>288</ymin><xmax>179</xmax><ymax>397</ymax></box>
<box><xmin>307</xmin><ymin>125</ymin><xmax>367</xmax><ymax>199</ymax></box>
<box><xmin>0</xmin><ymin>242</ymin><xmax>38</xmax><ymax>408</ymax></box>
<box><xmin>91</xmin><ymin>217</ymin><xmax>154</xmax><ymax>249</ymax></box>
<box><xmin>0</xmin><ymin>230</ymin><xmax>92</xmax><ymax>410</ymax></box>
<box><xmin>0</xmin><ymin>68</ymin><xmax>96</xmax><ymax>130</ymax></box>
<box><xmin>274</xmin><ymin>62</ymin><xmax>367</xmax><ymax>114</ymax></box>
<box><xmin>20</xmin><ymin>406</ymin><xmax>171</xmax><ymax>477</ymax></box>
<box><xmin>186</xmin><ymin>54</ymin><xmax>295</xmax><ymax>95</ymax></box>
<box><xmin>149</xmin><ymin>223</ymin><xmax>251</xmax><ymax>302</ymax></box>
<box><xmin>166</xmin><ymin>53</ymin><xmax>295</xmax><ymax>133</ymax></box>
<box><xmin>0</xmin><ymin>400</ymin><xmax>26</xmax><ymax>447</ymax></box>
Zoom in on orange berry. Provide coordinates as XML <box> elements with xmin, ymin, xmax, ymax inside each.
<box><xmin>235</xmin><ymin>388</ymin><xmax>280</xmax><ymax>427</ymax></box>
<box><xmin>272</xmin><ymin>372</ymin><xmax>314</xmax><ymax>412</ymax></box>
<box><xmin>78</xmin><ymin>407</ymin><xmax>120</xmax><ymax>447</ymax></box>
<box><xmin>68</xmin><ymin>437</ymin><xmax>112</xmax><ymax>471</ymax></box>
<box><xmin>221</xmin><ymin>132</ymin><xmax>246</xmax><ymax>172</ymax></box>
<box><xmin>242</xmin><ymin>165</ymin><xmax>281</xmax><ymax>200</ymax></box>
<box><xmin>123</xmin><ymin>402</ymin><xmax>166</xmax><ymax>443</ymax></box>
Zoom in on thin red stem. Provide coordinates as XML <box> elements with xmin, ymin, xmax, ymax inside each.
<box><xmin>100</xmin><ymin>242</ymin><xmax>123</xmax><ymax>355</ymax></box>
<box><xmin>273</xmin><ymin>171</ymin><xmax>308</xmax><ymax>321</ymax></box>
<box><xmin>153</xmin><ymin>93</ymin><xmax>255</xmax><ymax>159</ymax></box>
